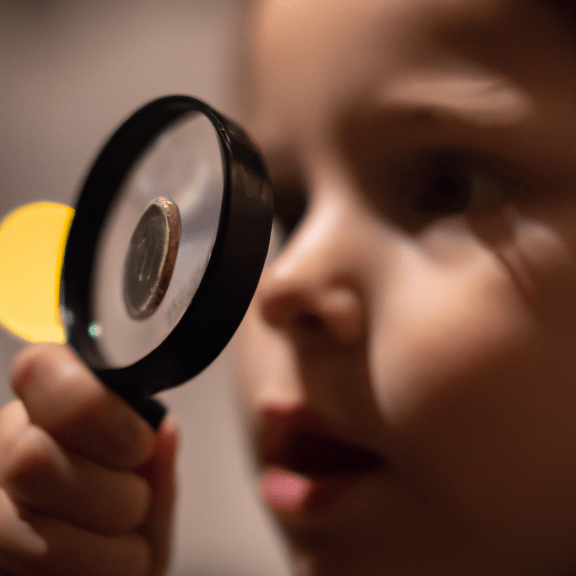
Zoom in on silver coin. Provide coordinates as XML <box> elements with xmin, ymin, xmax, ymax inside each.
<box><xmin>123</xmin><ymin>197</ymin><xmax>181</xmax><ymax>320</ymax></box>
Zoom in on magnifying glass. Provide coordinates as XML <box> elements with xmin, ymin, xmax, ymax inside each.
<box><xmin>61</xmin><ymin>95</ymin><xmax>272</xmax><ymax>428</ymax></box>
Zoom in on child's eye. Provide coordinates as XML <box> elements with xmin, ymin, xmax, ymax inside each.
<box><xmin>399</xmin><ymin>151</ymin><xmax>526</xmax><ymax>216</ymax></box>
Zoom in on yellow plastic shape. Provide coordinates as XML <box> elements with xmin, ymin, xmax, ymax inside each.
<box><xmin>0</xmin><ymin>202</ymin><xmax>74</xmax><ymax>343</ymax></box>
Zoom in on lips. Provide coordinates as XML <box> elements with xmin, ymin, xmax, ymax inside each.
<box><xmin>258</xmin><ymin>405</ymin><xmax>387</xmax><ymax>514</ymax></box>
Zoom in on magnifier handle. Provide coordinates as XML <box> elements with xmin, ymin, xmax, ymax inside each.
<box><xmin>94</xmin><ymin>368</ymin><xmax>167</xmax><ymax>430</ymax></box>
<box><xmin>125</xmin><ymin>395</ymin><xmax>166</xmax><ymax>431</ymax></box>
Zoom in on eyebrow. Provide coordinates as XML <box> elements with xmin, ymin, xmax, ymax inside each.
<box><xmin>378</xmin><ymin>69</ymin><xmax>534</xmax><ymax>128</ymax></box>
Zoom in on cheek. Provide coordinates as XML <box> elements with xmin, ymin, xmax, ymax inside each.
<box><xmin>369</xmin><ymin>214</ymin><xmax>576</xmax><ymax>542</ymax></box>
<box><xmin>371</xmin><ymin>211</ymin><xmax>576</xmax><ymax>436</ymax></box>
<box><xmin>372</xmin><ymin>242</ymin><xmax>535</xmax><ymax>478</ymax></box>
<box><xmin>373</xmin><ymin>248</ymin><xmax>533</xmax><ymax>426</ymax></box>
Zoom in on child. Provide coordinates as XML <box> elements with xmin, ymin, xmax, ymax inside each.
<box><xmin>3</xmin><ymin>0</ymin><xmax>576</xmax><ymax>574</ymax></box>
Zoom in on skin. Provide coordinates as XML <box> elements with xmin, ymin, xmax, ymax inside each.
<box><xmin>0</xmin><ymin>344</ymin><xmax>177</xmax><ymax>576</ymax></box>
<box><xmin>235</xmin><ymin>0</ymin><xmax>576</xmax><ymax>574</ymax></box>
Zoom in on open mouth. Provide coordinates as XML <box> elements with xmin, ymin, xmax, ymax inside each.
<box><xmin>281</xmin><ymin>431</ymin><xmax>387</xmax><ymax>477</ymax></box>
<box><xmin>258</xmin><ymin>406</ymin><xmax>388</xmax><ymax>514</ymax></box>
<box><xmin>260</xmin><ymin>430</ymin><xmax>387</xmax><ymax>515</ymax></box>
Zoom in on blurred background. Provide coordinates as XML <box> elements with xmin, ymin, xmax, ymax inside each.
<box><xmin>0</xmin><ymin>1</ymin><xmax>291</xmax><ymax>574</ymax></box>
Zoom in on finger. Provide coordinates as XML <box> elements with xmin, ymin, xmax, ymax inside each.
<box><xmin>139</xmin><ymin>416</ymin><xmax>179</xmax><ymax>576</ymax></box>
<box><xmin>11</xmin><ymin>344</ymin><xmax>156</xmax><ymax>470</ymax></box>
<box><xmin>0</xmin><ymin>400</ymin><xmax>29</xmax><ymax>444</ymax></box>
<box><xmin>1</xmin><ymin>420</ymin><xmax>151</xmax><ymax>535</ymax></box>
<box><xmin>0</xmin><ymin>489</ymin><xmax>150</xmax><ymax>576</ymax></box>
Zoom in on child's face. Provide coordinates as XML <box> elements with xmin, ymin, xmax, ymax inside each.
<box><xmin>236</xmin><ymin>0</ymin><xmax>576</xmax><ymax>574</ymax></box>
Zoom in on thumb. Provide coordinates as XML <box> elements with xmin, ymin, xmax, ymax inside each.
<box><xmin>138</xmin><ymin>415</ymin><xmax>179</xmax><ymax>576</ymax></box>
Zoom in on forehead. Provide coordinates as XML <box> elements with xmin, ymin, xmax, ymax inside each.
<box><xmin>250</xmin><ymin>0</ymin><xmax>576</xmax><ymax>148</ymax></box>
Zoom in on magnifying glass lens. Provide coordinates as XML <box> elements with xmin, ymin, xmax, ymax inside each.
<box><xmin>62</xmin><ymin>96</ymin><xmax>272</xmax><ymax>427</ymax></box>
<box><xmin>90</xmin><ymin>111</ymin><xmax>224</xmax><ymax>369</ymax></box>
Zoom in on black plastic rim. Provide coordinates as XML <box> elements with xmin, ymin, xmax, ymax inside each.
<box><xmin>61</xmin><ymin>95</ymin><xmax>272</xmax><ymax>427</ymax></box>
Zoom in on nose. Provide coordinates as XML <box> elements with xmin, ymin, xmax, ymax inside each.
<box><xmin>255</xmin><ymin>191</ymin><xmax>368</xmax><ymax>348</ymax></box>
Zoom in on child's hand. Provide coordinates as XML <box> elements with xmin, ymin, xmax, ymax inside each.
<box><xmin>0</xmin><ymin>343</ymin><xmax>178</xmax><ymax>576</ymax></box>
